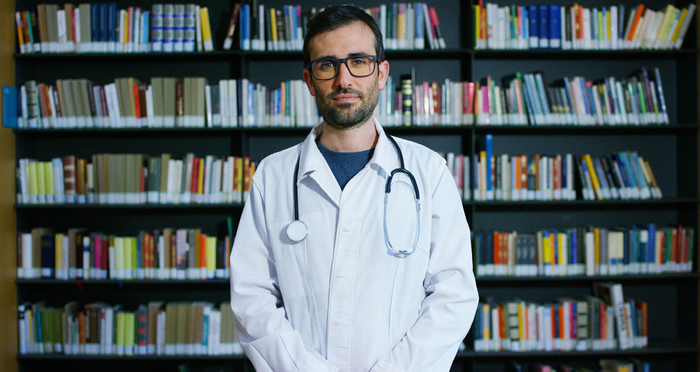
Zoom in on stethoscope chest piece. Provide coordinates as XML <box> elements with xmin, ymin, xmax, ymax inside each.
<box><xmin>286</xmin><ymin>220</ymin><xmax>308</xmax><ymax>243</ymax></box>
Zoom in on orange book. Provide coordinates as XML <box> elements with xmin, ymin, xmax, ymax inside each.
<box><xmin>627</xmin><ymin>5</ymin><xmax>645</xmax><ymax>42</ymax></box>
<box><xmin>493</xmin><ymin>232</ymin><xmax>500</xmax><ymax>266</ymax></box>
<box><xmin>514</xmin><ymin>156</ymin><xmax>521</xmax><ymax>194</ymax></box>
<box><xmin>558</xmin><ymin>305</ymin><xmax>565</xmax><ymax>344</ymax></box>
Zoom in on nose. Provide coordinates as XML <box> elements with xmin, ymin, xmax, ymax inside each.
<box><xmin>334</xmin><ymin>61</ymin><xmax>354</xmax><ymax>89</ymax></box>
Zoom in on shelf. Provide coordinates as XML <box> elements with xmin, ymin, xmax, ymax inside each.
<box><xmin>473</xmin><ymin>198</ymin><xmax>698</xmax><ymax>210</ymax></box>
<box><xmin>473</xmin><ymin>49</ymin><xmax>698</xmax><ymax>60</ymax></box>
<box><xmin>15</xmin><ymin>203</ymin><xmax>243</xmax><ymax>210</ymax></box>
<box><xmin>16</xmin><ymin>49</ymin><xmax>697</xmax><ymax>62</ymax></box>
<box><xmin>16</xmin><ymin>279</ymin><xmax>230</xmax><ymax>285</ymax></box>
<box><xmin>18</xmin><ymin>273</ymin><xmax>696</xmax><ymax>286</ymax></box>
<box><xmin>476</xmin><ymin>273</ymin><xmax>698</xmax><ymax>285</ymax></box>
<box><xmin>472</xmin><ymin>124</ymin><xmax>698</xmax><ymax>135</ymax></box>
<box><xmin>466</xmin><ymin>339</ymin><xmax>697</xmax><ymax>358</ymax></box>
<box><xmin>13</xmin><ymin>124</ymin><xmax>697</xmax><ymax>136</ymax></box>
<box><xmin>17</xmin><ymin>354</ymin><xmax>247</xmax><ymax>361</ymax></box>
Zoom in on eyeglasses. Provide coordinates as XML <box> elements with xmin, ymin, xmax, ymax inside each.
<box><xmin>308</xmin><ymin>54</ymin><xmax>379</xmax><ymax>81</ymax></box>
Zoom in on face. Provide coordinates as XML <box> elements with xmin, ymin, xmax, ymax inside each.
<box><xmin>303</xmin><ymin>21</ymin><xmax>390</xmax><ymax>130</ymax></box>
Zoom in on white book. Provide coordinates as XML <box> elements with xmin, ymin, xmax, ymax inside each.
<box><xmin>675</xmin><ymin>4</ymin><xmax>696</xmax><ymax>49</ymax></box>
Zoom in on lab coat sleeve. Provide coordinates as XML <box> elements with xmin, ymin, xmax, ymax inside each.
<box><xmin>230</xmin><ymin>180</ymin><xmax>340</xmax><ymax>372</ymax></box>
<box><xmin>370</xmin><ymin>166</ymin><xmax>479</xmax><ymax>372</ymax></box>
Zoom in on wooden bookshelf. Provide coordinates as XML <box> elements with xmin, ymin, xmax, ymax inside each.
<box><xmin>7</xmin><ymin>0</ymin><xmax>700</xmax><ymax>371</ymax></box>
<box><xmin>0</xmin><ymin>0</ymin><xmax>18</xmax><ymax>370</ymax></box>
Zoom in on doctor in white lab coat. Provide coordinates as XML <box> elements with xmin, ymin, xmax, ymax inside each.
<box><xmin>230</xmin><ymin>5</ymin><xmax>479</xmax><ymax>372</ymax></box>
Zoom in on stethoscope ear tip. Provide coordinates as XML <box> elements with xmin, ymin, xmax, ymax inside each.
<box><xmin>287</xmin><ymin>220</ymin><xmax>309</xmax><ymax>243</ymax></box>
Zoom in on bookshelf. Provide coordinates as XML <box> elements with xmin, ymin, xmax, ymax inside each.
<box><xmin>6</xmin><ymin>0</ymin><xmax>700</xmax><ymax>371</ymax></box>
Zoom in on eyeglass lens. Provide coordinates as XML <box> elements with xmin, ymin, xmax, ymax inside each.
<box><xmin>312</xmin><ymin>56</ymin><xmax>376</xmax><ymax>80</ymax></box>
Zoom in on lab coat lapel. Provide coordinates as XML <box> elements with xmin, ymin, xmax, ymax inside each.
<box><xmin>297</xmin><ymin>125</ymin><xmax>342</xmax><ymax>208</ymax></box>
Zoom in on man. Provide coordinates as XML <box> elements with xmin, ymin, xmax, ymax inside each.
<box><xmin>230</xmin><ymin>5</ymin><xmax>478</xmax><ymax>372</ymax></box>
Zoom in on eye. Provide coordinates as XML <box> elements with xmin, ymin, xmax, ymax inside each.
<box><xmin>351</xmin><ymin>58</ymin><xmax>366</xmax><ymax>66</ymax></box>
<box><xmin>318</xmin><ymin>60</ymin><xmax>336</xmax><ymax>70</ymax></box>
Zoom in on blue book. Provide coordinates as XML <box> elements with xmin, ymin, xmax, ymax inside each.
<box><xmin>201</xmin><ymin>313</ymin><xmax>209</xmax><ymax>348</ymax></box>
<box><xmin>549</xmin><ymin>5</ymin><xmax>561</xmax><ymax>49</ymax></box>
<box><xmin>571</xmin><ymin>229</ymin><xmax>577</xmax><ymax>266</ymax></box>
<box><xmin>485</xmin><ymin>134</ymin><xmax>493</xmax><ymax>200</ymax></box>
<box><xmin>618</xmin><ymin>5</ymin><xmax>625</xmax><ymax>40</ymax></box>
<box><xmin>136</xmin><ymin>235</ymin><xmax>142</xmax><ymax>271</ymax></box>
<box><xmin>108</xmin><ymin>4</ymin><xmax>117</xmax><ymax>50</ymax></box>
<box><xmin>100</xmin><ymin>4</ymin><xmax>109</xmax><ymax>47</ymax></box>
<box><xmin>142</xmin><ymin>11</ymin><xmax>150</xmax><ymax>48</ymax></box>
<box><xmin>415</xmin><ymin>3</ymin><xmax>424</xmax><ymax>48</ymax></box>
<box><xmin>591</xmin><ymin>8</ymin><xmax>598</xmax><ymax>47</ymax></box>
<box><xmin>539</xmin><ymin>5</ymin><xmax>549</xmax><ymax>48</ymax></box>
<box><xmin>648</xmin><ymin>224</ymin><xmax>656</xmax><ymax>268</ymax></box>
<box><xmin>529</xmin><ymin>5</ymin><xmax>538</xmax><ymax>49</ymax></box>
<box><xmin>91</xmin><ymin>4</ymin><xmax>100</xmax><ymax>45</ymax></box>
<box><xmin>3</xmin><ymin>85</ymin><xmax>18</xmax><ymax>128</ymax></box>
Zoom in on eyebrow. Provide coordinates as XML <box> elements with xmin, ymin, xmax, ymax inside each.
<box><xmin>313</xmin><ymin>52</ymin><xmax>372</xmax><ymax>60</ymax></box>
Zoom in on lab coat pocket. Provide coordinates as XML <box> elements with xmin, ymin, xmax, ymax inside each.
<box><xmin>270</xmin><ymin>211</ymin><xmax>328</xmax><ymax>301</ymax></box>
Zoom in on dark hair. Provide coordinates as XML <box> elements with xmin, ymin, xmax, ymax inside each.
<box><xmin>303</xmin><ymin>5</ymin><xmax>385</xmax><ymax>68</ymax></box>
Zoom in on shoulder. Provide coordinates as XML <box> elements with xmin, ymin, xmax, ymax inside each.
<box><xmin>252</xmin><ymin>143</ymin><xmax>301</xmax><ymax>190</ymax></box>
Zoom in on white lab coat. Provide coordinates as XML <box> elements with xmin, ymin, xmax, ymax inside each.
<box><xmin>230</xmin><ymin>120</ymin><xmax>479</xmax><ymax>372</ymax></box>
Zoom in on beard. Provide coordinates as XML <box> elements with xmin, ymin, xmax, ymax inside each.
<box><xmin>314</xmin><ymin>79</ymin><xmax>379</xmax><ymax>130</ymax></box>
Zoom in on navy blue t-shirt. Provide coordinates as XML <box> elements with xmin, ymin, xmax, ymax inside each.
<box><xmin>316</xmin><ymin>138</ymin><xmax>375</xmax><ymax>190</ymax></box>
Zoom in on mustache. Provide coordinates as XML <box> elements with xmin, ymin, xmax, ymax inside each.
<box><xmin>327</xmin><ymin>88</ymin><xmax>364</xmax><ymax>100</ymax></box>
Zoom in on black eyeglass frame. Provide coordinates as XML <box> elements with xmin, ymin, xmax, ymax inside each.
<box><xmin>307</xmin><ymin>54</ymin><xmax>381</xmax><ymax>81</ymax></box>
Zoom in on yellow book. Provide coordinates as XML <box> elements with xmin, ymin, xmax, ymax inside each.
<box><xmin>28</xmin><ymin>161</ymin><xmax>39</xmax><ymax>199</ymax></box>
<box><xmin>125</xmin><ymin>312</ymin><xmax>135</xmax><ymax>354</ymax></box>
<box><xmin>594</xmin><ymin>228</ymin><xmax>600</xmax><ymax>270</ymax></box>
<box><xmin>548</xmin><ymin>233</ymin><xmax>555</xmax><ymax>268</ymax></box>
<box><xmin>116</xmin><ymin>312</ymin><xmax>126</xmax><ymax>355</ymax></box>
<box><xmin>43</xmin><ymin>162</ymin><xmax>54</xmax><ymax>202</ymax></box>
<box><xmin>671</xmin><ymin>9</ymin><xmax>688</xmax><ymax>43</ymax></box>
<box><xmin>597</xmin><ymin>10</ymin><xmax>603</xmax><ymax>44</ymax></box>
<box><xmin>270</xmin><ymin>8</ymin><xmax>278</xmax><ymax>46</ymax></box>
<box><xmin>397</xmin><ymin>10</ymin><xmax>406</xmax><ymax>47</ymax></box>
<box><xmin>16</xmin><ymin>13</ymin><xmax>25</xmax><ymax>52</ymax></box>
<box><xmin>656</xmin><ymin>5</ymin><xmax>677</xmax><ymax>45</ymax></box>
<box><xmin>199</xmin><ymin>7</ymin><xmax>213</xmax><ymax>51</ymax></box>
<box><xmin>36</xmin><ymin>162</ymin><xmax>46</xmax><ymax>200</ymax></box>
<box><xmin>583</xmin><ymin>155</ymin><xmax>602</xmax><ymax>200</ymax></box>
<box><xmin>131</xmin><ymin>237</ymin><xmax>138</xmax><ymax>275</ymax></box>
<box><xmin>206</xmin><ymin>236</ymin><xmax>216</xmax><ymax>275</ymax></box>
<box><xmin>473</xmin><ymin>6</ymin><xmax>481</xmax><ymax>47</ymax></box>
<box><xmin>197</xmin><ymin>158</ymin><xmax>204</xmax><ymax>195</ymax></box>
<box><xmin>517</xmin><ymin>303</ymin><xmax>524</xmax><ymax>341</ymax></box>
<box><xmin>483</xmin><ymin>304</ymin><xmax>490</xmax><ymax>340</ymax></box>
<box><xmin>55</xmin><ymin>234</ymin><xmax>62</xmax><ymax>278</ymax></box>
<box><xmin>235</xmin><ymin>157</ymin><xmax>243</xmax><ymax>197</ymax></box>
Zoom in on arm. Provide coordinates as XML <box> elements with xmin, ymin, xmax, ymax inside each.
<box><xmin>371</xmin><ymin>167</ymin><xmax>479</xmax><ymax>372</ymax></box>
<box><xmin>230</xmin><ymin>180</ymin><xmax>339</xmax><ymax>372</ymax></box>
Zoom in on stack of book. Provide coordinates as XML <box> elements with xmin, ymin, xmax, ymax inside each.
<box><xmin>16</xmin><ymin>153</ymin><xmax>256</xmax><ymax>205</ymax></box>
<box><xmin>15</xmin><ymin>3</ymin><xmax>216</xmax><ymax>54</ymax></box>
<box><xmin>474</xmin><ymin>283</ymin><xmax>646</xmax><ymax>352</ymax></box>
<box><xmin>18</xmin><ymin>301</ymin><xmax>242</xmax><ymax>356</ymax></box>
<box><xmin>17</xmin><ymin>224</ymin><xmax>235</xmax><ymax>281</ymax></box>
<box><xmin>508</xmin><ymin>358</ymin><xmax>650</xmax><ymax>372</ymax></box>
<box><xmin>472</xmin><ymin>224</ymin><xmax>695</xmax><ymax>277</ymax></box>
<box><xmin>474</xmin><ymin>2</ymin><xmax>696</xmax><ymax>50</ymax></box>
<box><xmin>9</xmin><ymin>77</ymin><xmax>319</xmax><ymax>129</ymax></box>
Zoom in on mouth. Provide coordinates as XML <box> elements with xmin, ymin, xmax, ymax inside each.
<box><xmin>332</xmin><ymin>95</ymin><xmax>360</xmax><ymax>103</ymax></box>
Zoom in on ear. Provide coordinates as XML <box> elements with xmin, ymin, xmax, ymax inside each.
<box><xmin>377</xmin><ymin>60</ymin><xmax>390</xmax><ymax>90</ymax></box>
<box><xmin>303</xmin><ymin>69</ymin><xmax>316</xmax><ymax>97</ymax></box>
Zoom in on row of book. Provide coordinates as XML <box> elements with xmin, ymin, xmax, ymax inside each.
<box><xmin>379</xmin><ymin>67</ymin><xmax>670</xmax><ymax>127</ymax></box>
<box><xmin>472</xmin><ymin>225</ymin><xmax>695</xmax><ymax>278</ymax></box>
<box><xmin>508</xmin><ymin>358</ymin><xmax>651</xmax><ymax>372</ymax></box>
<box><xmin>17</xmin><ymin>225</ymin><xmax>234</xmax><ymax>281</ymax></box>
<box><xmin>474</xmin><ymin>283</ymin><xmax>644</xmax><ymax>352</ymax></box>
<box><xmin>444</xmin><ymin>149</ymin><xmax>662</xmax><ymax>202</ymax></box>
<box><xmin>15</xmin><ymin>3</ymin><xmax>215</xmax><ymax>54</ymax></box>
<box><xmin>9</xmin><ymin>77</ymin><xmax>320</xmax><ymax>130</ymax></box>
<box><xmin>18</xmin><ymin>301</ymin><xmax>241</xmax><ymax>356</ymax></box>
<box><xmin>16</xmin><ymin>154</ymin><xmax>256</xmax><ymax>205</ymax></box>
<box><xmin>213</xmin><ymin>2</ymin><xmax>447</xmax><ymax>52</ymax></box>
<box><xmin>474</xmin><ymin>3</ymin><xmax>696</xmax><ymax>51</ymax></box>
<box><xmin>5</xmin><ymin>65</ymin><xmax>670</xmax><ymax>129</ymax></box>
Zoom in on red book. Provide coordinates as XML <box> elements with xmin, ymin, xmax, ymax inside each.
<box><xmin>199</xmin><ymin>233</ymin><xmax>207</xmax><ymax>270</ymax></box>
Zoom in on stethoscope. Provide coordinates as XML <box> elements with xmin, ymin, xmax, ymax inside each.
<box><xmin>286</xmin><ymin>134</ymin><xmax>421</xmax><ymax>256</ymax></box>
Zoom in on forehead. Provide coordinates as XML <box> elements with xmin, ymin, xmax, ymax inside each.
<box><xmin>309</xmin><ymin>21</ymin><xmax>376</xmax><ymax>60</ymax></box>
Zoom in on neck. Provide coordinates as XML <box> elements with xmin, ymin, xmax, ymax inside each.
<box><xmin>319</xmin><ymin>117</ymin><xmax>378</xmax><ymax>152</ymax></box>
